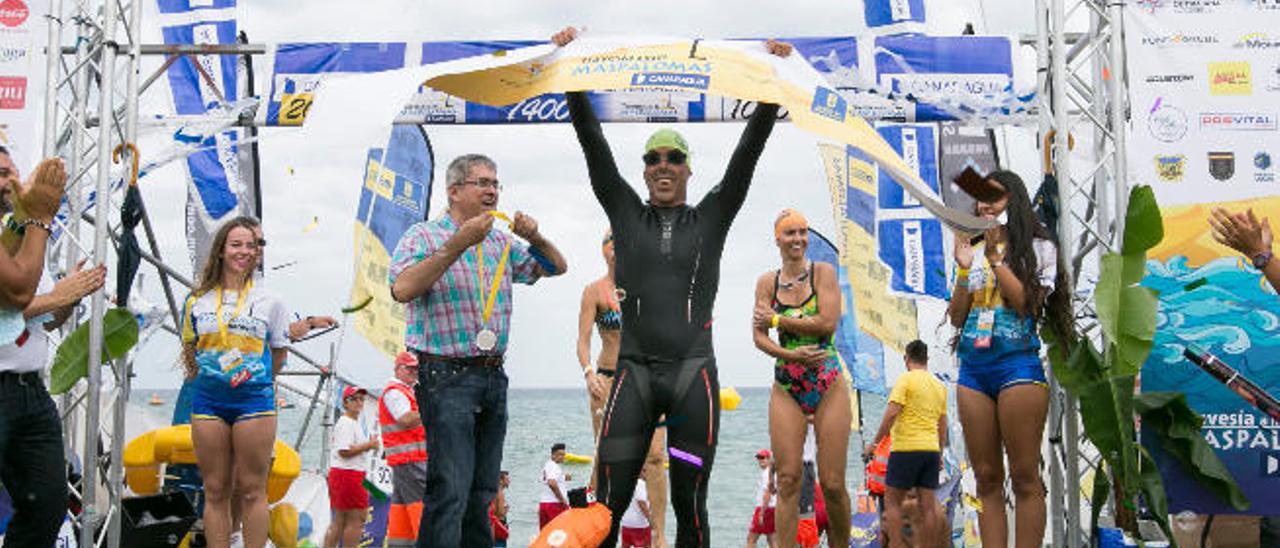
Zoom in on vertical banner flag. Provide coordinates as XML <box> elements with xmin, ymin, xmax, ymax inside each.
<box><xmin>876</xmin><ymin>123</ymin><xmax>948</xmax><ymax>300</ymax></box>
<box><xmin>266</xmin><ymin>43</ymin><xmax>408</xmax><ymax>126</ymax></box>
<box><xmin>157</xmin><ymin>0</ymin><xmax>256</xmax><ymax>272</ymax></box>
<box><xmin>819</xmin><ymin>141</ymin><xmax>915</xmax><ymax>362</ymax></box>
<box><xmin>0</xmin><ymin>0</ymin><xmax>47</xmax><ymax>170</ymax></box>
<box><xmin>937</xmin><ymin>121</ymin><xmax>1000</xmax><ymax>214</ymax></box>
<box><xmin>351</xmin><ymin>125</ymin><xmax>432</xmax><ymax>359</ymax></box>
<box><xmin>808</xmin><ymin>228</ymin><xmax>883</xmax><ymax>403</ymax></box>
<box><xmin>863</xmin><ymin>0</ymin><xmax>926</xmax><ymax>34</ymax></box>
<box><xmin>1126</xmin><ymin>1</ymin><xmax>1280</xmax><ymax>514</ymax></box>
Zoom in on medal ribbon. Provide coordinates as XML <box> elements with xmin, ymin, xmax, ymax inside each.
<box><xmin>216</xmin><ymin>278</ymin><xmax>253</xmax><ymax>345</ymax></box>
<box><xmin>475</xmin><ymin>211</ymin><xmax>513</xmax><ymax>326</ymax></box>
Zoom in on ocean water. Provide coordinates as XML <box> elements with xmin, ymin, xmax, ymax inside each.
<box><xmin>135</xmin><ymin>386</ymin><xmax>888</xmax><ymax>545</ymax></box>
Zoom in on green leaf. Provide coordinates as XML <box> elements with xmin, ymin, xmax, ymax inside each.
<box><xmin>1136</xmin><ymin>391</ymin><xmax>1250</xmax><ymax>511</ymax></box>
<box><xmin>1138</xmin><ymin>446</ymin><xmax>1176</xmax><ymax>548</ymax></box>
<box><xmin>1122</xmin><ymin>185</ymin><xmax>1163</xmax><ymax>255</ymax></box>
<box><xmin>1050</xmin><ymin>333</ymin><xmax>1104</xmax><ymax>395</ymax></box>
<box><xmin>49</xmin><ymin>308</ymin><xmax>139</xmax><ymax>395</ymax></box>
<box><xmin>1090</xmin><ymin>461</ymin><xmax>1112</xmax><ymax>537</ymax></box>
<box><xmin>1096</xmin><ymin>254</ymin><xmax>1159</xmax><ymax>378</ymax></box>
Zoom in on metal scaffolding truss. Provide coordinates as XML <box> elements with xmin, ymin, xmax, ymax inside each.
<box><xmin>41</xmin><ymin>2</ymin><xmax>347</xmax><ymax>547</ymax></box>
<box><xmin>1037</xmin><ymin>0</ymin><xmax>1130</xmax><ymax>545</ymax></box>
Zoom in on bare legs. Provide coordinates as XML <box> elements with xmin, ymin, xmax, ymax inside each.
<box><xmin>768</xmin><ymin>377</ymin><xmax>852</xmax><ymax>548</ymax></box>
<box><xmin>957</xmin><ymin>384</ymin><xmax>1048</xmax><ymax>548</ymax></box>
<box><xmin>193</xmin><ymin>415</ymin><xmax>277</xmax><ymax>548</ymax></box>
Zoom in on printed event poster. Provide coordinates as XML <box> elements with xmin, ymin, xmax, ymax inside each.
<box><xmin>819</xmin><ymin>142</ymin><xmax>919</xmax><ymax>358</ymax></box>
<box><xmin>1126</xmin><ymin>1</ymin><xmax>1280</xmax><ymax>514</ymax></box>
<box><xmin>351</xmin><ymin>125</ymin><xmax>433</xmax><ymax>358</ymax></box>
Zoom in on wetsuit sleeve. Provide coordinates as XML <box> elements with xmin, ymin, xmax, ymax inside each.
<box><xmin>697</xmin><ymin>102</ymin><xmax>780</xmax><ymax>222</ymax></box>
<box><xmin>566</xmin><ymin>91</ymin><xmax>642</xmax><ymax>217</ymax></box>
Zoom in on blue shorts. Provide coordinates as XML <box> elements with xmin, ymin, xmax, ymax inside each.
<box><xmin>191</xmin><ymin>387</ymin><xmax>275</xmax><ymax>424</ymax></box>
<box><xmin>886</xmin><ymin>451</ymin><xmax>941</xmax><ymax>490</ymax></box>
<box><xmin>957</xmin><ymin>353</ymin><xmax>1047</xmax><ymax>400</ymax></box>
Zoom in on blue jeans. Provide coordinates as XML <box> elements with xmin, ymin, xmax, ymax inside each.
<box><xmin>0</xmin><ymin>372</ymin><xmax>67</xmax><ymax>547</ymax></box>
<box><xmin>415</xmin><ymin>360</ymin><xmax>508</xmax><ymax>548</ymax></box>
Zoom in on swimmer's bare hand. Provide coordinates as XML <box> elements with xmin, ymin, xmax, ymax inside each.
<box><xmin>765</xmin><ymin>39</ymin><xmax>794</xmax><ymax>58</ymax></box>
<box><xmin>454</xmin><ymin>213</ymin><xmax>495</xmax><ymax>248</ymax></box>
<box><xmin>752</xmin><ymin>306</ymin><xmax>775</xmax><ymax>330</ymax></box>
<box><xmin>551</xmin><ymin>27</ymin><xmax>578</xmax><ymax>47</ymax></box>
<box><xmin>793</xmin><ymin>345</ymin><xmax>826</xmax><ymax>366</ymax></box>
<box><xmin>953</xmin><ymin>233</ymin><xmax>974</xmax><ymax>270</ymax></box>
<box><xmin>586</xmin><ymin>370</ymin><xmax>608</xmax><ymax>400</ymax></box>
<box><xmin>511</xmin><ymin>211</ymin><xmax>540</xmax><ymax>241</ymax></box>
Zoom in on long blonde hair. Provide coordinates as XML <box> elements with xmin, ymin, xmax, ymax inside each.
<box><xmin>192</xmin><ymin>216</ymin><xmax>260</xmax><ymax>297</ymax></box>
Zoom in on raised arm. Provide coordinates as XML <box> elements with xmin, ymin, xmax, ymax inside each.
<box><xmin>698</xmin><ymin>101</ymin><xmax>780</xmax><ymax>221</ymax></box>
<box><xmin>565</xmin><ymin>91</ymin><xmax>641</xmax><ymax>213</ymax></box>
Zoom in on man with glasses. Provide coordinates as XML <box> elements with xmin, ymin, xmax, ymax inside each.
<box><xmin>378</xmin><ymin>350</ymin><xmax>428</xmax><ymax>547</ymax></box>
<box><xmin>390</xmin><ymin>153</ymin><xmax>567</xmax><ymax>547</ymax></box>
<box><xmin>551</xmin><ymin>27</ymin><xmax>792</xmax><ymax>547</ymax></box>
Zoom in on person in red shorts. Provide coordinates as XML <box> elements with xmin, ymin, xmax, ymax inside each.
<box><xmin>539</xmin><ymin>443</ymin><xmax>572</xmax><ymax>528</ymax></box>
<box><xmin>326</xmin><ymin>386</ymin><xmax>379</xmax><ymax>547</ymax></box>
<box><xmin>619</xmin><ymin>467</ymin><xmax>653</xmax><ymax>547</ymax></box>
<box><xmin>747</xmin><ymin>449</ymin><xmax>777</xmax><ymax>547</ymax></box>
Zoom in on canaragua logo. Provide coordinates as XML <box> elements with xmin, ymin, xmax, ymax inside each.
<box><xmin>0</xmin><ymin>0</ymin><xmax>27</xmax><ymax>28</ymax></box>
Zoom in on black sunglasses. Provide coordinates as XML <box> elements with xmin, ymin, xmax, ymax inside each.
<box><xmin>643</xmin><ymin>150</ymin><xmax>686</xmax><ymax>166</ymax></box>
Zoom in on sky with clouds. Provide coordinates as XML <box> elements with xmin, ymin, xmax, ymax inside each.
<box><xmin>120</xmin><ymin>0</ymin><xmax>1046</xmax><ymax>391</ymax></box>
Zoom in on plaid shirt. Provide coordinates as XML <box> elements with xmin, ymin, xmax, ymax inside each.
<box><xmin>389</xmin><ymin>214</ymin><xmax>541</xmax><ymax>356</ymax></box>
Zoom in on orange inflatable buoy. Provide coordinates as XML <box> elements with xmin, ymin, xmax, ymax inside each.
<box><xmin>530</xmin><ymin>503</ymin><xmax>612</xmax><ymax>548</ymax></box>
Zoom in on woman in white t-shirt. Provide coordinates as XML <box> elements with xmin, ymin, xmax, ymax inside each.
<box><xmin>325</xmin><ymin>386</ymin><xmax>379</xmax><ymax>547</ymax></box>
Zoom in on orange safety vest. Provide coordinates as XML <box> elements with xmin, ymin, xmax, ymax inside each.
<box><xmin>865</xmin><ymin>436</ymin><xmax>891</xmax><ymax>495</ymax></box>
<box><xmin>378</xmin><ymin>380</ymin><xmax>427</xmax><ymax>466</ymax></box>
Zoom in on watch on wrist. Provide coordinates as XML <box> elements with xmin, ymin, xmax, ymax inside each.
<box><xmin>1252</xmin><ymin>250</ymin><xmax>1273</xmax><ymax>270</ymax></box>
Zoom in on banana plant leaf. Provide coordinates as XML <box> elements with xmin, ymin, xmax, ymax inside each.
<box><xmin>1138</xmin><ymin>446</ymin><xmax>1176</xmax><ymax>546</ymax></box>
<box><xmin>1136</xmin><ymin>391</ymin><xmax>1250</xmax><ymax>511</ymax></box>
<box><xmin>49</xmin><ymin>307</ymin><xmax>139</xmax><ymax>395</ymax></box>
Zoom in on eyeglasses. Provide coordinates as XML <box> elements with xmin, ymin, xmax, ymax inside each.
<box><xmin>456</xmin><ymin>178</ymin><xmax>502</xmax><ymax>191</ymax></box>
<box><xmin>398</xmin><ymin>364</ymin><xmax>419</xmax><ymax>370</ymax></box>
<box><xmin>642</xmin><ymin>150</ymin><xmax>686</xmax><ymax>166</ymax></box>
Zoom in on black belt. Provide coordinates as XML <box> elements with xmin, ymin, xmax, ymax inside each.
<box><xmin>415</xmin><ymin>351</ymin><xmax>504</xmax><ymax>368</ymax></box>
<box><xmin>0</xmin><ymin>370</ymin><xmax>41</xmax><ymax>385</ymax></box>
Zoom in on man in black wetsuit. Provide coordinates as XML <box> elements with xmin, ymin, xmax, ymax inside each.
<box><xmin>551</xmin><ymin>27</ymin><xmax>792</xmax><ymax>547</ymax></box>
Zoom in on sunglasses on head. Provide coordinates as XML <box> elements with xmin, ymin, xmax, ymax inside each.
<box><xmin>643</xmin><ymin>150</ymin><xmax>686</xmax><ymax>166</ymax></box>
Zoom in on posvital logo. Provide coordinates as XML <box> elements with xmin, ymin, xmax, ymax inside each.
<box><xmin>1234</xmin><ymin>32</ymin><xmax>1280</xmax><ymax>50</ymax></box>
<box><xmin>1209</xmin><ymin>61</ymin><xmax>1252</xmax><ymax>95</ymax></box>
<box><xmin>1141</xmin><ymin>33</ymin><xmax>1218</xmax><ymax>47</ymax></box>
<box><xmin>809</xmin><ymin>86</ymin><xmax>847</xmax><ymax>123</ymax></box>
<box><xmin>1200</xmin><ymin>112</ymin><xmax>1278</xmax><ymax>130</ymax></box>
<box><xmin>630</xmin><ymin>73</ymin><xmax>710</xmax><ymax>90</ymax></box>
<box><xmin>0</xmin><ymin>0</ymin><xmax>27</xmax><ymax>28</ymax></box>
<box><xmin>1154</xmin><ymin>154</ymin><xmax>1186</xmax><ymax>182</ymax></box>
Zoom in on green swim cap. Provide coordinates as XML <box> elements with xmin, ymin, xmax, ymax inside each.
<box><xmin>644</xmin><ymin>128</ymin><xmax>690</xmax><ymax>156</ymax></box>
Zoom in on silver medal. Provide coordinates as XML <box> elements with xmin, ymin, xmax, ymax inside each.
<box><xmin>475</xmin><ymin>328</ymin><xmax>498</xmax><ymax>351</ymax></box>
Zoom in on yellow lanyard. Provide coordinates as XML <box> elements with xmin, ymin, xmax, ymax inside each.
<box><xmin>475</xmin><ymin>212</ymin><xmax>512</xmax><ymax>325</ymax></box>
<box><xmin>215</xmin><ymin>279</ymin><xmax>253</xmax><ymax>344</ymax></box>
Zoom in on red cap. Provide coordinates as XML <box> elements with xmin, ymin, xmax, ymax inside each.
<box><xmin>342</xmin><ymin>386</ymin><xmax>369</xmax><ymax>400</ymax></box>
<box><xmin>756</xmin><ymin>449</ymin><xmax>772</xmax><ymax>459</ymax></box>
<box><xmin>395</xmin><ymin>351</ymin><xmax>419</xmax><ymax>367</ymax></box>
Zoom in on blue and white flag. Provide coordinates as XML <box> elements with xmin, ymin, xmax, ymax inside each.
<box><xmin>876</xmin><ymin>124</ymin><xmax>948</xmax><ymax>300</ymax></box>
<box><xmin>807</xmin><ymin>229</ymin><xmax>887</xmax><ymax>396</ymax></box>
<box><xmin>863</xmin><ymin>0</ymin><xmax>927</xmax><ymax>34</ymax></box>
<box><xmin>158</xmin><ymin>0</ymin><xmax>256</xmax><ymax>272</ymax></box>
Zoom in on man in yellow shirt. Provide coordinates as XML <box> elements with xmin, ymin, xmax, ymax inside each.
<box><xmin>863</xmin><ymin>340</ymin><xmax>947</xmax><ymax>548</ymax></box>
